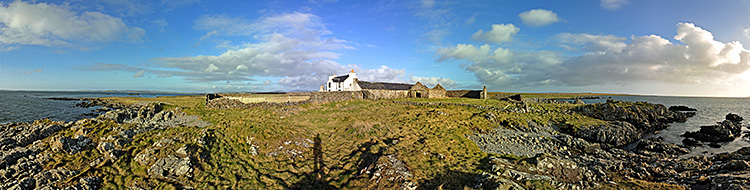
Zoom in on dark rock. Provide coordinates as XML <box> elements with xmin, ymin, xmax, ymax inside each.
<box><xmin>683</xmin><ymin>114</ymin><xmax>744</xmax><ymax>142</ymax></box>
<box><xmin>726</xmin><ymin>113</ymin><xmax>744</xmax><ymax>123</ymax></box>
<box><xmin>682</xmin><ymin>137</ymin><xmax>702</xmax><ymax>147</ymax></box>
<box><xmin>668</xmin><ymin>105</ymin><xmax>697</xmax><ymax>112</ymax></box>
<box><xmin>574</xmin><ymin>100</ymin><xmax>688</xmax><ymax>146</ymax></box>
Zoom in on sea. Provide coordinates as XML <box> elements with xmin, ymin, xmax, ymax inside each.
<box><xmin>0</xmin><ymin>91</ymin><xmax>192</xmax><ymax>124</ymax></box>
<box><xmin>1</xmin><ymin>91</ymin><xmax>748</xmax><ymax>157</ymax></box>
<box><xmin>583</xmin><ymin>96</ymin><xmax>750</xmax><ymax>157</ymax></box>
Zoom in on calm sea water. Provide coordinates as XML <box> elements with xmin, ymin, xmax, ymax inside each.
<box><xmin>0</xmin><ymin>91</ymin><xmax>191</xmax><ymax>124</ymax></box>
<box><xmin>584</xmin><ymin>96</ymin><xmax>750</xmax><ymax>157</ymax></box>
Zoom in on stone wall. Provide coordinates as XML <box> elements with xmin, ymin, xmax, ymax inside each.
<box><xmin>446</xmin><ymin>90</ymin><xmax>482</xmax><ymax>99</ymax></box>
<box><xmin>363</xmin><ymin>89</ymin><xmax>409</xmax><ymax>100</ymax></box>
<box><xmin>290</xmin><ymin>91</ymin><xmax>364</xmax><ymax>103</ymax></box>
<box><xmin>428</xmin><ymin>89</ymin><xmax>446</xmax><ymax>98</ymax></box>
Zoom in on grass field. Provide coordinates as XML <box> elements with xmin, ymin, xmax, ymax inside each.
<box><xmin>42</xmin><ymin>93</ymin><xmax>681</xmax><ymax>189</ymax></box>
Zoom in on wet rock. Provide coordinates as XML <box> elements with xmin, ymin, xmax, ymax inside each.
<box><xmin>683</xmin><ymin>113</ymin><xmax>744</xmax><ymax>142</ymax></box>
<box><xmin>148</xmin><ymin>155</ymin><xmax>193</xmax><ymax>178</ymax></box>
<box><xmin>668</xmin><ymin>105</ymin><xmax>697</xmax><ymax>112</ymax></box>
<box><xmin>682</xmin><ymin>137</ymin><xmax>702</xmax><ymax>147</ymax></box>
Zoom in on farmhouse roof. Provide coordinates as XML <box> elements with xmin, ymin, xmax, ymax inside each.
<box><xmin>332</xmin><ymin>75</ymin><xmax>349</xmax><ymax>82</ymax></box>
<box><xmin>356</xmin><ymin>81</ymin><xmax>414</xmax><ymax>90</ymax></box>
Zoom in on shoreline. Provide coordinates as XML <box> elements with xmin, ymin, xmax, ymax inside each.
<box><xmin>0</xmin><ymin>95</ymin><xmax>748</xmax><ymax>189</ymax></box>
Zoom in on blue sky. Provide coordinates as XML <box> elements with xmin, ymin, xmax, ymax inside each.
<box><xmin>1</xmin><ymin>0</ymin><xmax>750</xmax><ymax>97</ymax></box>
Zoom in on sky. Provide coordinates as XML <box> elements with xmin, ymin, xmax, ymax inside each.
<box><xmin>1</xmin><ymin>0</ymin><xmax>750</xmax><ymax>97</ymax></box>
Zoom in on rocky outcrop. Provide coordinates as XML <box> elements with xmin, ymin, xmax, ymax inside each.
<box><xmin>361</xmin><ymin>154</ymin><xmax>417</xmax><ymax>190</ymax></box>
<box><xmin>574</xmin><ymin>100</ymin><xmax>689</xmax><ymax>146</ymax></box>
<box><xmin>148</xmin><ymin>155</ymin><xmax>193</xmax><ymax>179</ymax></box>
<box><xmin>98</xmin><ymin>103</ymin><xmax>210</xmax><ymax>128</ymax></box>
<box><xmin>574</xmin><ymin>121</ymin><xmax>642</xmax><ymax>146</ymax></box>
<box><xmin>50</xmin><ymin>135</ymin><xmax>92</xmax><ymax>154</ymax></box>
<box><xmin>683</xmin><ymin>113</ymin><xmax>744</xmax><ymax>142</ymax></box>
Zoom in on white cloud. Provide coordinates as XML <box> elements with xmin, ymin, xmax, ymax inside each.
<box><xmin>557</xmin><ymin>33</ymin><xmax>627</xmax><ymax>53</ymax></box>
<box><xmin>0</xmin><ymin>1</ymin><xmax>144</xmax><ymax>50</ymax></box>
<box><xmin>471</xmin><ymin>24</ymin><xmax>519</xmax><ymax>44</ymax></box>
<box><xmin>600</xmin><ymin>0</ymin><xmax>628</xmax><ymax>10</ymax></box>
<box><xmin>518</xmin><ymin>9</ymin><xmax>560</xmax><ymax>27</ymax></box>
<box><xmin>744</xmin><ymin>28</ymin><xmax>750</xmax><ymax>39</ymax></box>
<box><xmin>437</xmin><ymin>23</ymin><xmax>750</xmax><ymax>92</ymax></box>
<box><xmin>409</xmin><ymin>76</ymin><xmax>456</xmax><ymax>89</ymax></box>
<box><xmin>133</xmin><ymin>70</ymin><xmax>145</xmax><ymax>77</ymax></box>
<box><xmin>82</xmin><ymin>12</ymin><xmax>401</xmax><ymax>91</ymax></box>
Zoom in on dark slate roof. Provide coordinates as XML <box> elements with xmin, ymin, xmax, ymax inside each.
<box><xmin>332</xmin><ymin>75</ymin><xmax>349</xmax><ymax>82</ymax></box>
<box><xmin>356</xmin><ymin>81</ymin><xmax>414</xmax><ymax>90</ymax></box>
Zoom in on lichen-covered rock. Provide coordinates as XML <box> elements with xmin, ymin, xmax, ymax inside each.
<box><xmin>49</xmin><ymin>136</ymin><xmax>92</xmax><ymax>154</ymax></box>
<box><xmin>148</xmin><ymin>155</ymin><xmax>193</xmax><ymax>179</ymax></box>
<box><xmin>574</xmin><ymin>121</ymin><xmax>642</xmax><ymax>146</ymax></box>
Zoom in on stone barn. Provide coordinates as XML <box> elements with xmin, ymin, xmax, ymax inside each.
<box><xmin>408</xmin><ymin>82</ymin><xmax>429</xmax><ymax>98</ymax></box>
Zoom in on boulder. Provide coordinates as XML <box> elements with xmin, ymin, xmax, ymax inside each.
<box><xmin>148</xmin><ymin>155</ymin><xmax>193</xmax><ymax>178</ymax></box>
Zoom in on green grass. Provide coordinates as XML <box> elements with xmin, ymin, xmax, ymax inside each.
<box><xmin>38</xmin><ymin>95</ymin><xmax>679</xmax><ymax>189</ymax></box>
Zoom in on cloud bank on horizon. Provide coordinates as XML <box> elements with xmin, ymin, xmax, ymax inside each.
<box><xmin>1</xmin><ymin>0</ymin><xmax>750</xmax><ymax>96</ymax></box>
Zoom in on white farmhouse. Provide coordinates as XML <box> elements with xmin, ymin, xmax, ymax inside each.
<box><xmin>325</xmin><ymin>70</ymin><xmax>361</xmax><ymax>91</ymax></box>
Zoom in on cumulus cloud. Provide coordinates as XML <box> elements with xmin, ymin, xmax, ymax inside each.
<box><xmin>437</xmin><ymin>23</ymin><xmax>750</xmax><ymax>91</ymax></box>
<box><xmin>0</xmin><ymin>1</ymin><xmax>144</xmax><ymax>50</ymax></box>
<box><xmin>518</xmin><ymin>9</ymin><xmax>560</xmax><ymax>27</ymax></box>
<box><xmin>409</xmin><ymin>76</ymin><xmax>456</xmax><ymax>89</ymax></box>
<box><xmin>471</xmin><ymin>24</ymin><xmax>519</xmax><ymax>44</ymax></box>
<box><xmin>80</xmin><ymin>12</ymin><xmax>404</xmax><ymax>91</ymax></box>
<box><xmin>600</xmin><ymin>0</ymin><xmax>628</xmax><ymax>10</ymax></box>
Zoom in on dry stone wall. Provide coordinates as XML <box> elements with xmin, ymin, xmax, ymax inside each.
<box><xmin>446</xmin><ymin>90</ymin><xmax>482</xmax><ymax>98</ymax></box>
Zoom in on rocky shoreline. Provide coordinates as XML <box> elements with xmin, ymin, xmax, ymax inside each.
<box><xmin>0</xmin><ymin>99</ymin><xmax>210</xmax><ymax>189</ymax></box>
<box><xmin>471</xmin><ymin>100</ymin><xmax>750</xmax><ymax>189</ymax></box>
<box><xmin>1</xmin><ymin>97</ymin><xmax>749</xmax><ymax>189</ymax></box>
